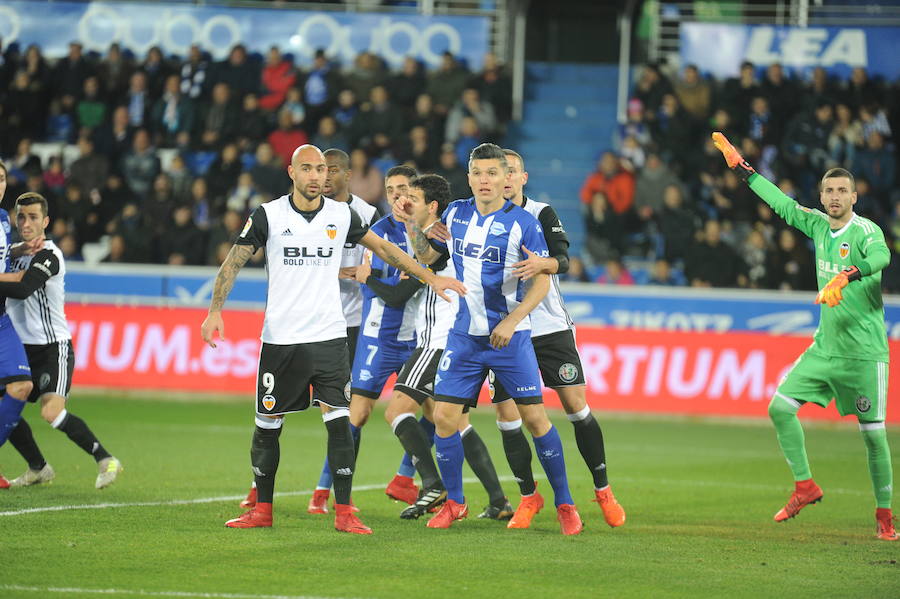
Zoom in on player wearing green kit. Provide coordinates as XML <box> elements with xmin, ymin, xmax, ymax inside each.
<box><xmin>713</xmin><ymin>132</ymin><xmax>897</xmax><ymax>542</ymax></box>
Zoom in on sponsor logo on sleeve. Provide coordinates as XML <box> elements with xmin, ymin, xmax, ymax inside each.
<box><xmin>240</xmin><ymin>216</ymin><xmax>253</xmax><ymax>238</ymax></box>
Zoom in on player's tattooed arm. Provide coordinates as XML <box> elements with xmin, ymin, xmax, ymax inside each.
<box><xmin>209</xmin><ymin>244</ymin><xmax>254</xmax><ymax>312</ymax></box>
<box><xmin>406</xmin><ymin>221</ymin><xmax>442</xmax><ymax>264</ymax></box>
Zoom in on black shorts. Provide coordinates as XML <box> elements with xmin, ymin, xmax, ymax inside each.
<box><xmin>491</xmin><ymin>329</ymin><xmax>584</xmax><ymax>403</ymax></box>
<box><xmin>256</xmin><ymin>338</ymin><xmax>350</xmax><ymax>416</ymax></box>
<box><xmin>346</xmin><ymin>326</ymin><xmax>359</xmax><ymax>372</ymax></box>
<box><xmin>395</xmin><ymin>347</ymin><xmax>442</xmax><ymax>405</ymax></box>
<box><xmin>25</xmin><ymin>340</ymin><xmax>75</xmax><ymax>403</ymax></box>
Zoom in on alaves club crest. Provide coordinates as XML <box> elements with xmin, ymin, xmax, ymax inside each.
<box><xmin>326</xmin><ymin>224</ymin><xmax>337</xmax><ymax>240</ymax></box>
<box><xmin>839</xmin><ymin>242</ymin><xmax>850</xmax><ymax>259</ymax></box>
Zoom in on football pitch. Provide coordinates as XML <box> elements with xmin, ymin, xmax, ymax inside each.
<box><xmin>1</xmin><ymin>393</ymin><xmax>898</xmax><ymax>599</ymax></box>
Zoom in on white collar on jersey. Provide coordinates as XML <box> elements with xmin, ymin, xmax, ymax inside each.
<box><xmin>829</xmin><ymin>212</ymin><xmax>856</xmax><ymax>239</ymax></box>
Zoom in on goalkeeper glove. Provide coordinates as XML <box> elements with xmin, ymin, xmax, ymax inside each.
<box><xmin>711</xmin><ymin>132</ymin><xmax>756</xmax><ymax>181</ymax></box>
<box><xmin>815</xmin><ymin>265</ymin><xmax>861</xmax><ymax>307</ymax></box>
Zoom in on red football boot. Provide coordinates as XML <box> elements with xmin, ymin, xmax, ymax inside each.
<box><xmin>774</xmin><ymin>479</ymin><xmax>823</xmax><ymax>522</ymax></box>
<box><xmin>385</xmin><ymin>474</ymin><xmax>418</xmax><ymax>505</ymax></box>
<box><xmin>334</xmin><ymin>504</ymin><xmax>372</xmax><ymax>534</ymax></box>
<box><xmin>426</xmin><ymin>499</ymin><xmax>468</xmax><ymax>529</ymax></box>
<box><xmin>225</xmin><ymin>503</ymin><xmax>273</xmax><ymax>528</ymax></box>
<box><xmin>308</xmin><ymin>489</ymin><xmax>330</xmax><ymax>514</ymax></box>
<box><xmin>557</xmin><ymin>504</ymin><xmax>584</xmax><ymax>536</ymax></box>
<box><xmin>876</xmin><ymin>508</ymin><xmax>898</xmax><ymax>541</ymax></box>
<box><xmin>240</xmin><ymin>485</ymin><xmax>257</xmax><ymax>509</ymax></box>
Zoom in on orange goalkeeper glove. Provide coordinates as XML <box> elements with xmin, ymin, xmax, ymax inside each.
<box><xmin>815</xmin><ymin>266</ymin><xmax>861</xmax><ymax>307</ymax></box>
<box><xmin>711</xmin><ymin>132</ymin><xmax>756</xmax><ymax>181</ymax></box>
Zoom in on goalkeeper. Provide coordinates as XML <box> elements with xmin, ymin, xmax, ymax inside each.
<box><xmin>713</xmin><ymin>132</ymin><xmax>896</xmax><ymax>542</ymax></box>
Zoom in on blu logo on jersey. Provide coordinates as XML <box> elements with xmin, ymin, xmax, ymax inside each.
<box><xmin>454</xmin><ymin>239</ymin><xmax>501</xmax><ymax>263</ymax></box>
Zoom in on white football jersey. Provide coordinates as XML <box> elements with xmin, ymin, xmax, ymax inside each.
<box><xmin>337</xmin><ymin>194</ymin><xmax>377</xmax><ymax>328</ymax></box>
<box><xmin>237</xmin><ymin>195</ymin><xmax>368</xmax><ymax>345</ymax></box>
<box><xmin>415</xmin><ymin>253</ymin><xmax>457</xmax><ymax>349</ymax></box>
<box><xmin>519</xmin><ymin>197</ymin><xmax>574</xmax><ymax>337</ymax></box>
<box><xmin>7</xmin><ymin>240</ymin><xmax>72</xmax><ymax>345</ymax></box>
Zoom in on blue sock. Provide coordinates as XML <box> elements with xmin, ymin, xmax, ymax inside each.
<box><xmin>398</xmin><ymin>416</ymin><xmax>435</xmax><ymax>477</ymax></box>
<box><xmin>533</xmin><ymin>425</ymin><xmax>574</xmax><ymax>507</ymax></box>
<box><xmin>318</xmin><ymin>424</ymin><xmax>361</xmax><ymax>489</ymax></box>
<box><xmin>419</xmin><ymin>415</ymin><xmax>436</xmax><ymax>447</ymax></box>
<box><xmin>0</xmin><ymin>393</ymin><xmax>27</xmax><ymax>446</ymax></box>
<box><xmin>434</xmin><ymin>432</ymin><xmax>464</xmax><ymax>504</ymax></box>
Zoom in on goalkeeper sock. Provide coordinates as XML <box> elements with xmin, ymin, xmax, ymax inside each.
<box><xmin>250</xmin><ymin>418</ymin><xmax>282</xmax><ymax>504</ymax></box>
<box><xmin>533</xmin><ymin>425</ymin><xmax>574</xmax><ymax>507</ymax></box>
<box><xmin>392</xmin><ymin>413</ymin><xmax>441</xmax><ymax>489</ymax></box>
<box><xmin>860</xmin><ymin>422</ymin><xmax>893</xmax><ymax>509</ymax></box>
<box><xmin>499</xmin><ymin>420</ymin><xmax>536</xmax><ymax>496</ymax></box>
<box><xmin>316</xmin><ymin>423</ymin><xmax>360</xmax><ymax>490</ymax></box>
<box><xmin>461</xmin><ymin>425</ymin><xmax>506</xmax><ymax>506</ymax></box>
<box><xmin>768</xmin><ymin>394</ymin><xmax>813</xmax><ymax>481</ymax></box>
<box><xmin>568</xmin><ymin>406</ymin><xmax>609</xmax><ymax>489</ymax></box>
<box><xmin>324</xmin><ymin>411</ymin><xmax>355</xmax><ymax>506</ymax></box>
<box><xmin>8</xmin><ymin>418</ymin><xmax>47</xmax><ymax>470</ymax></box>
<box><xmin>53</xmin><ymin>410</ymin><xmax>111</xmax><ymax>462</ymax></box>
<box><xmin>0</xmin><ymin>393</ymin><xmax>26</xmax><ymax>446</ymax></box>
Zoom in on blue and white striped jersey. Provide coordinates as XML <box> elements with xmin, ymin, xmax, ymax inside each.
<box><xmin>360</xmin><ymin>214</ymin><xmax>417</xmax><ymax>345</ymax></box>
<box><xmin>0</xmin><ymin>209</ymin><xmax>12</xmax><ymax>316</ymax></box>
<box><xmin>436</xmin><ymin>198</ymin><xmax>549</xmax><ymax>336</ymax></box>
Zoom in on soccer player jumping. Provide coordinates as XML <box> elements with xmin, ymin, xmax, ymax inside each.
<box><xmin>713</xmin><ymin>132</ymin><xmax>896</xmax><ymax>541</ymax></box>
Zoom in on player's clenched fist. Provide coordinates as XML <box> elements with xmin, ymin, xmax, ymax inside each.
<box><xmin>392</xmin><ymin>196</ymin><xmax>414</xmax><ymax>223</ymax></box>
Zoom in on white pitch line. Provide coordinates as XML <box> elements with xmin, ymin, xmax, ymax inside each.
<box><xmin>0</xmin><ymin>585</ymin><xmax>363</xmax><ymax>599</ymax></box>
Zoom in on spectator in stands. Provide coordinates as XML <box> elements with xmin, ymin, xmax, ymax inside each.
<box><xmin>471</xmin><ymin>52</ymin><xmax>512</xmax><ymax>124</ymax></box>
<box><xmin>210</xmin><ymin>44</ymin><xmax>259</xmax><ymax>101</ymax></box>
<box><xmin>408</xmin><ymin>93</ymin><xmax>444</xmax><ymax>147</ymax></box>
<box><xmin>53</xmin><ymin>41</ymin><xmax>93</xmax><ymax>99</ymax></box>
<box><xmin>44</xmin><ymin>97</ymin><xmax>75</xmax><ymax>145</ymax></box>
<box><xmin>188</xmin><ymin>177</ymin><xmax>212</xmax><ymax>230</ymax></box>
<box><xmin>747</xmin><ymin>96</ymin><xmax>778</xmax><ymax>147</ymax></box>
<box><xmin>206</xmin><ymin>143</ymin><xmax>243</xmax><ymax>209</ymax></box>
<box><xmin>427</xmin><ymin>51</ymin><xmax>469</xmax><ymax>115</ymax></box>
<box><xmin>144</xmin><ymin>173</ymin><xmax>176</xmax><ymax>235</ymax></box>
<box><xmin>205</xmin><ymin>209</ymin><xmax>244</xmax><ymax>265</ymax></box>
<box><xmin>712</xmin><ymin>169</ymin><xmax>757</xmax><ymax>225</ymax></box>
<box><xmin>348</xmin><ymin>148</ymin><xmax>383</xmax><ymax>207</ymax></box>
<box><xmin>4</xmin><ymin>70</ymin><xmax>44</xmax><ymax>145</ymax></box>
<box><xmin>58</xmin><ymin>232</ymin><xmax>82</xmax><ymax>262</ymax></box>
<box><xmin>166</xmin><ymin>154</ymin><xmax>193</xmax><ymax>203</ymax></box>
<box><xmin>102</xmin><ymin>234</ymin><xmax>129</xmax><ymax>263</ymax></box>
<box><xmin>160</xmin><ymin>204</ymin><xmax>206</xmax><ymax>265</ymax></box>
<box><xmin>302</xmin><ymin>49</ymin><xmax>342</xmax><ymax>132</ymax></box>
<box><xmin>42</xmin><ymin>156</ymin><xmax>66</xmax><ymax>194</ymax></box>
<box><xmin>282</xmin><ymin>87</ymin><xmax>307</xmax><ymax>130</ymax></box>
<box><xmin>259</xmin><ymin>46</ymin><xmax>296</xmax><ymax>112</ymax></box>
<box><xmin>151</xmin><ymin>74</ymin><xmax>195</xmax><ymax>149</ymax></box>
<box><xmin>236</xmin><ymin>92</ymin><xmax>268</xmax><ymax>152</ymax></box>
<box><xmin>829</xmin><ymin>103</ymin><xmax>863</xmax><ymax>168</ymax></box>
<box><xmin>674</xmin><ymin>64</ymin><xmax>710</xmax><ymax>122</ymax></box>
<box><xmin>579</xmin><ymin>151</ymin><xmax>635</xmax><ymax>216</ymax></box>
<box><xmin>180</xmin><ymin>44</ymin><xmax>209</xmax><ymax>101</ymax></box>
<box><xmin>22</xmin><ymin>45</ymin><xmax>51</xmax><ymax>113</ymax></box>
<box><xmin>390</xmin><ymin>56</ymin><xmax>426</xmax><ymax>112</ymax></box>
<box><xmin>344</xmin><ymin>51</ymin><xmax>385</xmax><ymax>104</ymax></box>
<box><xmin>198</xmin><ymin>82</ymin><xmax>239</xmax><ymax>149</ymax></box>
<box><xmin>584</xmin><ymin>190</ymin><xmax>624</xmax><ymax>264</ymax></box>
<box><xmin>445</xmin><ymin>87</ymin><xmax>497</xmax><ymax>145</ymax></box>
<box><xmin>685</xmin><ymin>220</ymin><xmax>747</xmax><ymax>288</ymax></box>
<box><xmin>845</xmin><ymin>67</ymin><xmax>881</xmax><ymax>110</ymax></box>
<box><xmin>93</xmin><ymin>105</ymin><xmax>133</xmax><ymax>161</ymax></box>
<box><xmin>859</xmin><ymin>103</ymin><xmax>892</xmax><ymax>142</ymax></box>
<box><xmin>351</xmin><ymin>85</ymin><xmax>404</xmax><ymax>155</ymax></box>
<box><xmin>77</xmin><ymin>76</ymin><xmax>106</xmax><ymax>131</ymax></box>
<box><xmin>720</xmin><ymin>60</ymin><xmax>759</xmax><ymax>127</ymax></box>
<box><xmin>226</xmin><ymin>172</ymin><xmax>259</xmax><ymax>215</ymax></box>
<box><xmin>651</xmin><ymin>93</ymin><xmax>692</xmax><ymax>168</ymax></box>
<box><xmin>120</xmin><ymin>128</ymin><xmax>160</xmax><ymax>199</ymax></box>
<box><xmin>657</xmin><ymin>184</ymin><xmax>696</xmax><ymax>263</ymax></box>
<box><xmin>781</xmin><ymin>99</ymin><xmax>834</xmax><ymax>193</ymax></box>
<box><xmin>767</xmin><ymin>228</ymin><xmax>815</xmax><ymax>291</ymax></box>
<box><xmin>7</xmin><ymin>138</ymin><xmax>41</xmax><ymax>179</ymax></box>
<box><xmin>332</xmin><ymin>89</ymin><xmax>358</xmax><ymax>129</ymax></box>
<box><xmin>597</xmin><ymin>258</ymin><xmax>634</xmax><ymax>285</ymax></box>
<box><xmin>312</xmin><ymin>116</ymin><xmax>349</xmax><ymax>154</ymax></box>
<box><xmin>108</xmin><ymin>202</ymin><xmax>152</xmax><ymax>262</ymax></box>
<box><xmin>619</xmin><ymin>135</ymin><xmax>646</xmax><ymax>171</ymax></box>
<box><xmin>68</xmin><ymin>136</ymin><xmax>109</xmax><ymax>196</ymax></box>
<box><xmin>803</xmin><ymin>66</ymin><xmax>839</xmax><ymax>112</ymax></box>
<box><xmin>453</xmin><ymin>117</ymin><xmax>481</xmax><ymax>167</ymax></box>
<box><xmin>648</xmin><ymin>259</ymin><xmax>678</xmax><ymax>286</ymax></box>
<box><xmin>142</xmin><ymin>46</ymin><xmax>172</xmax><ymax>102</ymax></box>
<box><xmin>853</xmin><ymin>131</ymin><xmax>895</xmax><ymax>211</ymax></box>
<box><xmin>561</xmin><ymin>256</ymin><xmax>590</xmax><ymax>283</ymax></box>
<box><xmin>434</xmin><ymin>144</ymin><xmax>470</xmax><ymax>200</ymax></box>
<box><xmin>268</xmin><ymin>108</ymin><xmax>308</xmax><ymax>167</ymax></box>
<box><xmin>633</xmin><ymin>63</ymin><xmax>672</xmax><ymax>113</ymax></box>
<box><xmin>122</xmin><ymin>71</ymin><xmax>152</xmax><ymax>129</ymax></box>
<box><xmin>249</xmin><ymin>142</ymin><xmax>288</xmax><ymax>198</ymax></box>
<box><xmin>760</xmin><ymin>62</ymin><xmax>797</xmax><ymax>134</ymax></box>
<box><xmin>615</xmin><ymin>98</ymin><xmax>652</xmax><ymax>153</ymax></box>
<box><xmin>397</xmin><ymin>125</ymin><xmax>438</xmax><ymax>172</ymax></box>
<box><xmin>634</xmin><ymin>153</ymin><xmax>682</xmax><ymax>227</ymax></box>
<box><xmin>742</xmin><ymin>229</ymin><xmax>769</xmax><ymax>289</ymax></box>
<box><xmin>97</xmin><ymin>43</ymin><xmax>133</xmax><ymax>101</ymax></box>
<box><xmin>97</xmin><ymin>173</ymin><xmax>130</xmax><ymax>225</ymax></box>
<box><xmin>56</xmin><ymin>183</ymin><xmax>92</xmax><ymax>238</ymax></box>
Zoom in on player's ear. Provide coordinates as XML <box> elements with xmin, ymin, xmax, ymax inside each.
<box><xmin>522</xmin><ymin>171</ymin><xmax>529</xmax><ymax>186</ymax></box>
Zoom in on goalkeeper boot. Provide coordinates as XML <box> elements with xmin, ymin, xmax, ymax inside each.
<box><xmin>226</xmin><ymin>503</ymin><xmax>272</xmax><ymax>528</ymax></box>
<box><xmin>507</xmin><ymin>482</ymin><xmax>545</xmax><ymax>529</ymax></box>
<box><xmin>240</xmin><ymin>485</ymin><xmax>257</xmax><ymax>509</ymax></box>
<box><xmin>334</xmin><ymin>504</ymin><xmax>372</xmax><ymax>535</ymax></box>
<box><xmin>557</xmin><ymin>504</ymin><xmax>584</xmax><ymax>536</ymax></box>
<box><xmin>11</xmin><ymin>463</ymin><xmax>55</xmax><ymax>487</ymax></box>
<box><xmin>426</xmin><ymin>499</ymin><xmax>468</xmax><ymax>529</ymax></box>
<box><xmin>594</xmin><ymin>486</ymin><xmax>626</xmax><ymax>527</ymax></box>
<box><xmin>478</xmin><ymin>498</ymin><xmax>514</xmax><ymax>520</ymax></box>
<box><xmin>385</xmin><ymin>474</ymin><xmax>418</xmax><ymax>505</ymax></box>
<box><xmin>876</xmin><ymin>508</ymin><xmax>898</xmax><ymax>541</ymax></box>
<box><xmin>400</xmin><ymin>486</ymin><xmax>447</xmax><ymax>520</ymax></box>
<box><xmin>95</xmin><ymin>457</ymin><xmax>123</xmax><ymax>489</ymax></box>
<box><xmin>0</xmin><ymin>473</ymin><xmax>9</xmax><ymax>489</ymax></box>
<box><xmin>774</xmin><ymin>479</ymin><xmax>823</xmax><ymax>522</ymax></box>
<box><xmin>307</xmin><ymin>489</ymin><xmax>329</xmax><ymax>514</ymax></box>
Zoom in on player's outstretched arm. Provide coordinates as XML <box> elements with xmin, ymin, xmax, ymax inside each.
<box><xmin>9</xmin><ymin>235</ymin><xmax>45</xmax><ymax>259</ymax></box>
<box><xmin>359</xmin><ymin>230</ymin><xmax>466</xmax><ymax>302</ymax></box>
<box><xmin>0</xmin><ymin>249</ymin><xmax>57</xmax><ymax>299</ymax></box>
<box><xmin>202</xmin><ymin>243</ymin><xmax>254</xmax><ymax>348</ymax></box>
<box><xmin>489</xmin><ymin>272</ymin><xmax>550</xmax><ymax>349</ymax></box>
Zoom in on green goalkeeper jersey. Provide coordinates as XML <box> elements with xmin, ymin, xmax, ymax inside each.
<box><xmin>748</xmin><ymin>173</ymin><xmax>890</xmax><ymax>362</ymax></box>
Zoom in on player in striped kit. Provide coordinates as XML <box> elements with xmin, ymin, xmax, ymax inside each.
<box><xmin>0</xmin><ymin>192</ymin><xmax>123</xmax><ymax>489</ymax></box>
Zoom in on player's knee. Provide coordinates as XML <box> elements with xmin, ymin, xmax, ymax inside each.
<box><xmin>557</xmin><ymin>387</ymin><xmax>587</xmax><ymax>414</ymax></box>
<box><xmin>39</xmin><ymin>394</ymin><xmax>65</xmax><ymax>423</ymax></box>
<box><xmin>768</xmin><ymin>394</ymin><xmax>798</xmax><ymax>422</ymax></box>
<box><xmin>433</xmin><ymin>401</ymin><xmax>462</xmax><ymax>436</ymax></box>
<box><xmin>519</xmin><ymin>405</ymin><xmax>551</xmax><ymax>436</ymax></box>
<box><xmin>5</xmin><ymin>380</ymin><xmax>32</xmax><ymax>401</ymax></box>
<box><xmin>494</xmin><ymin>399</ymin><xmax>519</xmax><ymax>422</ymax></box>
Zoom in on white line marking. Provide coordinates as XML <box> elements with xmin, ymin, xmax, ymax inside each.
<box><xmin>0</xmin><ymin>585</ymin><xmax>361</xmax><ymax>599</ymax></box>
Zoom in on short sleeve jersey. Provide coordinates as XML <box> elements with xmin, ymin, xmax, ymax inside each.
<box><xmin>437</xmin><ymin>198</ymin><xmax>550</xmax><ymax>336</ymax></box>
<box><xmin>7</xmin><ymin>241</ymin><xmax>69</xmax><ymax>344</ymax></box>
<box><xmin>749</xmin><ymin>177</ymin><xmax>889</xmax><ymax>362</ymax></box>
<box><xmin>337</xmin><ymin>194</ymin><xmax>378</xmax><ymax>328</ymax></box>
<box><xmin>237</xmin><ymin>195</ymin><xmax>368</xmax><ymax>345</ymax></box>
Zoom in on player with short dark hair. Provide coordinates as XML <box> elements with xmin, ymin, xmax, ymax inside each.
<box><xmin>202</xmin><ymin>144</ymin><xmax>463</xmax><ymax>533</ymax></box>
<box><xmin>0</xmin><ymin>192</ymin><xmax>123</xmax><ymax>489</ymax></box>
<box><xmin>713</xmin><ymin>132</ymin><xmax>896</xmax><ymax>541</ymax></box>
<box><xmin>397</xmin><ymin>143</ymin><xmax>583</xmax><ymax>534</ymax></box>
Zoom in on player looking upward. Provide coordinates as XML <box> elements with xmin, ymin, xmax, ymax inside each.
<box><xmin>713</xmin><ymin>132</ymin><xmax>896</xmax><ymax>542</ymax></box>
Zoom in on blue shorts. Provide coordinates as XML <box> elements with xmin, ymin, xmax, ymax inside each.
<box><xmin>350</xmin><ymin>335</ymin><xmax>415</xmax><ymax>399</ymax></box>
<box><xmin>0</xmin><ymin>313</ymin><xmax>31</xmax><ymax>386</ymax></box>
<box><xmin>435</xmin><ymin>330</ymin><xmax>543</xmax><ymax>405</ymax></box>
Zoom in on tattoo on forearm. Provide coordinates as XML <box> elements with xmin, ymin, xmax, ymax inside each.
<box><xmin>210</xmin><ymin>245</ymin><xmax>254</xmax><ymax>311</ymax></box>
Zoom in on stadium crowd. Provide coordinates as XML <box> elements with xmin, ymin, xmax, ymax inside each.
<box><xmin>581</xmin><ymin>61</ymin><xmax>900</xmax><ymax>292</ymax></box>
<box><xmin>0</xmin><ymin>40</ymin><xmax>511</xmax><ymax>266</ymax></box>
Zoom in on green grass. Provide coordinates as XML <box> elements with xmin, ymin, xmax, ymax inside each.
<box><xmin>1</xmin><ymin>393</ymin><xmax>899</xmax><ymax>599</ymax></box>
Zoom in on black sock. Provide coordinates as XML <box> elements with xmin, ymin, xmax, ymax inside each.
<box><xmin>326</xmin><ymin>415</ymin><xmax>356</xmax><ymax>505</ymax></box>
<box><xmin>572</xmin><ymin>412</ymin><xmax>608</xmax><ymax>488</ymax></box>
<box><xmin>462</xmin><ymin>426</ymin><xmax>505</xmax><ymax>506</ymax></box>
<box><xmin>501</xmin><ymin>425</ymin><xmax>536</xmax><ymax>496</ymax></box>
<box><xmin>56</xmin><ymin>412</ymin><xmax>111</xmax><ymax>462</ymax></box>
<box><xmin>250</xmin><ymin>425</ymin><xmax>282</xmax><ymax>504</ymax></box>
<box><xmin>9</xmin><ymin>419</ymin><xmax>47</xmax><ymax>471</ymax></box>
<box><xmin>394</xmin><ymin>415</ymin><xmax>442</xmax><ymax>489</ymax></box>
